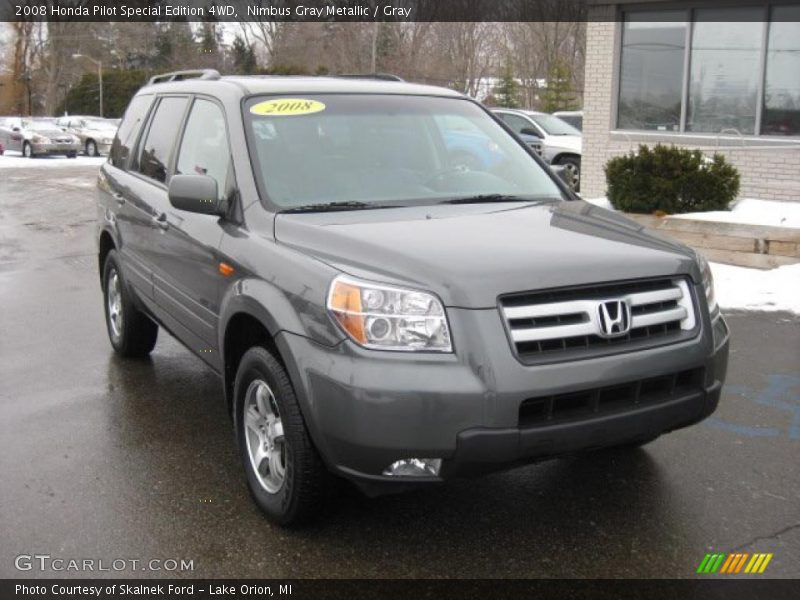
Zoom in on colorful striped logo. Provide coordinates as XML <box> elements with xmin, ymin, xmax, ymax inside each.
<box><xmin>696</xmin><ymin>552</ymin><xmax>773</xmax><ymax>574</ymax></box>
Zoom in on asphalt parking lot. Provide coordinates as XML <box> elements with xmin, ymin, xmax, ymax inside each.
<box><xmin>0</xmin><ymin>161</ymin><xmax>798</xmax><ymax>579</ymax></box>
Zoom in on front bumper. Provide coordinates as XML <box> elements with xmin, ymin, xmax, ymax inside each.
<box><xmin>31</xmin><ymin>142</ymin><xmax>81</xmax><ymax>155</ymax></box>
<box><xmin>277</xmin><ymin>307</ymin><xmax>729</xmax><ymax>496</ymax></box>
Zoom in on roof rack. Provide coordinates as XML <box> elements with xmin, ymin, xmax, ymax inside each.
<box><xmin>334</xmin><ymin>73</ymin><xmax>405</xmax><ymax>82</ymax></box>
<box><xmin>147</xmin><ymin>69</ymin><xmax>221</xmax><ymax>85</ymax></box>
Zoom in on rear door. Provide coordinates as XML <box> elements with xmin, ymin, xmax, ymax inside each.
<box><xmin>124</xmin><ymin>96</ymin><xmax>190</xmax><ymax>302</ymax></box>
<box><xmin>102</xmin><ymin>94</ymin><xmax>156</xmax><ymax>299</ymax></box>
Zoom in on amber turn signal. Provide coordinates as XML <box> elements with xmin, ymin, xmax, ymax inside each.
<box><xmin>327</xmin><ymin>280</ymin><xmax>367</xmax><ymax>344</ymax></box>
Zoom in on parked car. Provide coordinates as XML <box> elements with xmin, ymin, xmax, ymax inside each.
<box><xmin>98</xmin><ymin>70</ymin><xmax>728</xmax><ymax>526</ymax></box>
<box><xmin>492</xmin><ymin>109</ymin><xmax>582</xmax><ymax>191</ymax></box>
<box><xmin>0</xmin><ymin>117</ymin><xmax>81</xmax><ymax>158</ymax></box>
<box><xmin>553</xmin><ymin>110</ymin><xmax>583</xmax><ymax>131</ymax></box>
<box><xmin>56</xmin><ymin>115</ymin><xmax>118</xmax><ymax>156</ymax></box>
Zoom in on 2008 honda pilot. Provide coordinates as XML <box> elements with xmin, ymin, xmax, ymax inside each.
<box><xmin>97</xmin><ymin>70</ymin><xmax>729</xmax><ymax>525</ymax></box>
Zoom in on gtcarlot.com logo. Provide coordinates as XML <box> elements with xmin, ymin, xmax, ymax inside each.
<box><xmin>697</xmin><ymin>552</ymin><xmax>773</xmax><ymax>574</ymax></box>
<box><xmin>15</xmin><ymin>554</ymin><xmax>195</xmax><ymax>572</ymax></box>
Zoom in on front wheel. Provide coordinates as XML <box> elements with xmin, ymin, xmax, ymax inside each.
<box><xmin>86</xmin><ymin>140</ymin><xmax>98</xmax><ymax>157</ymax></box>
<box><xmin>102</xmin><ymin>249</ymin><xmax>158</xmax><ymax>357</ymax></box>
<box><xmin>557</xmin><ymin>156</ymin><xmax>581</xmax><ymax>192</ymax></box>
<box><xmin>23</xmin><ymin>142</ymin><xmax>34</xmax><ymax>158</ymax></box>
<box><xmin>234</xmin><ymin>346</ymin><xmax>328</xmax><ymax>526</ymax></box>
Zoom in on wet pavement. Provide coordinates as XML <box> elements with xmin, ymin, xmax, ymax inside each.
<box><xmin>1</xmin><ymin>163</ymin><xmax>798</xmax><ymax>578</ymax></box>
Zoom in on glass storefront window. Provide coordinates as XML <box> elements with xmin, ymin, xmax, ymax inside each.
<box><xmin>617</xmin><ymin>4</ymin><xmax>800</xmax><ymax>137</ymax></box>
<box><xmin>762</xmin><ymin>6</ymin><xmax>800</xmax><ymax>136</ymax></box>
<box><xmin>617</xmin><ymin>12</ymin><xmax>687</xmax><ymax>131</ymax></box>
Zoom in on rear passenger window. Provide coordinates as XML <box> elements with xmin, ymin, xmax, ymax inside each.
<box><xmin>110</xmin><ymin>95</ymin><xmax>153</xmax><ymax>168</ymax></box>
<box><xmin>176</xmin><ymin>99</ymin><xmax>230</xmax><ymax>200</ymax></box>
<box><xmin>135</xmin><ymin>96</ymin><xmax>188</xmax><ymax>184</ymax></box>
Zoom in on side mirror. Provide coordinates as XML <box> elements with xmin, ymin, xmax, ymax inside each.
<box><xmin>520</xmin><ymin>127</ymin><xmax>541</xmax><ymax>137</ymax></box>
<box><xmin>12</xmin><ymin>127</ymin><xmax>20</xmax><ymax>132</ymax></box>
<box><xmin>168</xmin><ymin>174</ymin><xmax>222</xmax><ymax>215</ymax></box>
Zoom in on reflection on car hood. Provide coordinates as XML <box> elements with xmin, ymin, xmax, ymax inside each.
<box><xmin>275</xmin><ymin>200</ymin><xmax>698</xmax><ymax>308</ymax></box>
<box><xmin>26</xmin><ymin>129</ymin><xmax>70</xmax><ymax>139</ymax></box>
<box><xmin>545</xmin><ymin>134</ymin><xmax>582</xmax><ymax>154</ymax></box>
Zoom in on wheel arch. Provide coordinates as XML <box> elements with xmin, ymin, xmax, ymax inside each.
<box><xmin>98</xmin><ymin>228</ymin><xmax>116</xmax><ymax>287</ymax></box>
<box><xmin>553</xmin><ymin>152</ymin><xmax>581</xmax><ymax>165</ymax></box>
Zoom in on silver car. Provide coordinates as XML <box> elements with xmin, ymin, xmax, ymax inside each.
<box><xmin>55</xmin><ymin>115</ymin><xmax>118</xmax><ymax>156</ymax></box>
<box><xmin>1</xmin><ymin>118</ymin><xmax>81</xmax><ymax>158</ymax></box>
<box><xmin>493</xmin><ymin>109</ymin><xmax>582</xmax><ymax>191</ymax></box>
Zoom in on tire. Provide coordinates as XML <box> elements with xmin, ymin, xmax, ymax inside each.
<box><xmin>86</xmin><ymin>140</ymin><xmax>98</xmax><ymax>157</ymax></box>
<box><xmin>234</xmin><ymin>346</ymin><xmax>328</xmax><ymax>526</ymax></box>
<box><xmin>67</xmin><ymin>151</ymin><xmax>77</xmax><ymax>159</ymax></box>
<box><xmin>23</xmin><ymin>142</ymin><xmax>34</xmax><ymax>158</ymax></box>
<box><xmin>102</xmin><ymin>249</ymin><xmax>158</xmax><ymax>357</ymax></box>
<box><xmin>557</xmin><ymin>156</ymin><xmax>581</xmax><ymax>192</ymax></box>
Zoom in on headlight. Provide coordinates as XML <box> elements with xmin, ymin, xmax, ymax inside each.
<box><xmin>32</xmin><ymin>135</ymin><xmax>49</xmax><ymax>144</ymax></box>
<box><xmin>327</xmin><ymin>275</ymin><xmax>452</xmax><ymax>352</ymax></box>
<box><xmin>102</xmin><ymin>138</ymin><xmax>113</xmax><ymax>144</ymax></box>
<box><xmin>697</xmin><ymin>253</ymin><xmax>717</xmax><ymax>313</ymax></box>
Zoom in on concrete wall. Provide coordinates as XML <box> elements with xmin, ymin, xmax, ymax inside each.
<box><xmin>582</xmin><ymin>6</ymin><xmax>800</xmax><ymax>203</ymax></box>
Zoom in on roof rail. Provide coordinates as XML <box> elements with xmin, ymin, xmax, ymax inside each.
<box><xmin>147</xmin><ymin>69</ymin><xmax>221</xmax><ymax>86</ymax></box>
<box><xmin>334</xmin><ymin>73</ymin><xmax>405</xmax><ymax>82</ymax></box>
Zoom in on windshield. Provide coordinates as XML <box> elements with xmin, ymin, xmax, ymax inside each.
<box><xmin>527</xmin><ymin>113</ymin><xmax>581</xmax><ymax>136</ymax></box>
<box><xmin>26</xmin><ymin>120</ymin><xmax>59</xmax><ymax>131</ymax></box>
<box><xmin>83</xmin><ymin>119</ymin><xmax>116</xmax><ymax>130</ymax></box>
<box><xmin>244</xmin><ymin>94</ymin><xmax>563</xmax><ymax>209</ymax></box>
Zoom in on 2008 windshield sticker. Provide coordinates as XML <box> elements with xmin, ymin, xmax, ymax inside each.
<box><xmin>250</xmin><ymin>99</ymin><xmax>326</xmax><ymax>116</ymax></box>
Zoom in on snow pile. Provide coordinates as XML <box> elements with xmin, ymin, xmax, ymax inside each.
<box><xmin>0</xmin><ymin>153</ymin><xmax>106</xmax><ymax>168</ymax></box>
<box><xmin>672</xmin><ymin>198</ymin><xmax>800</xmax><ymax>229</ymax></box>
<box><xmin>584</xmin><ymin>196</ymin><xmax>800</xmax><ymax>229</ymax></box>
<box><xmin>711</xmin><ymin>262</ymin><xmax>800</xmax><ymax>314</ymax></box>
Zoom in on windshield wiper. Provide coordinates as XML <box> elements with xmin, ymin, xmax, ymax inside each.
<box><xmin>280</xmin><ymin>201</ymin><xmax>400</xmax><ymax>214</ymax></box>
<box><xmin>439</xmin><ymin>194</ymin><xmax>546</xmax><ymax>205</ymax></box>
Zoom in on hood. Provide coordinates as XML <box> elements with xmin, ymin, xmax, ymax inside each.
<box><xmin>84</xmin><ymin>126</ymin><xmax>117</xmax><ymax>134</ymax></box>
<box><xmin>545</xmin><ymin>134</ymin><xmax>581</xmax><ymax>154</ymax></box>
<box><xmin>275</xmin><ymin>200</ymin><xmax>698</xmax><ymax>308</ymax></box>
<box><xmin>26</xmin><ymin>128</ymin><xmax>69</xmax><ymax>139</ymax></box>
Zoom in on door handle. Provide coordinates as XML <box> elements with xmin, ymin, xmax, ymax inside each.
<box><xmin>153</xmin><ymin>212</ymin><xmax>169</xmax><ymax>230</ymax></box>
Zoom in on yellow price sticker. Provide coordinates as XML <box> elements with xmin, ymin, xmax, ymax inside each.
<box><xmin>250</xmin><ymin>98</ymin><xmax>326</xmax><ymax>117</ymax></box>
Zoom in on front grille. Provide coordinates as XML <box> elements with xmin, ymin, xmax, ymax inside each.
<box><xmin>500</xmin><ymin>277</ymin><xmax>698</xmax><ymax>365</ymax></box>
<box><xmin>519</xmin><ymin>368</ymin><xmax>705</xmax><ymax>428</ymax></box>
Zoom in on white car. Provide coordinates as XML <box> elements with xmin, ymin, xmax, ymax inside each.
<box><xmin>493</xmin><ymin>109</ymin><xmax>582</xmax><ymax>191</ymax></box>
<box><xmin>55</xmin><ymin>115</ymin><xmax>118</xmax><ymax>156</ymax></box>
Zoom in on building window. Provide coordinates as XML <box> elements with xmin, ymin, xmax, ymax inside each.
<box><xmin>687</xmin><ymin>9</ymin><xmax>763</xmax><ymax>134</ymax></box>
<box><xmin>617</xmin><ymin>4</ymin><xmax>800</xmax><ymax>137</ymax></box>
<box><xmin>618</xmin><ymin>12</ymin><xmax>686</xmax><ymax>131</ymax></box>
<box><xmin>762</xmin><ymin>5</ymin><xmax>800</xmax><ymax>136</ymax></box>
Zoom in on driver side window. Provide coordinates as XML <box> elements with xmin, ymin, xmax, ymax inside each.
<box><xmin>176</xmin><ymin>98</ymin><xmax>231</xmax><ymax>202</ymax></box>
<box><xmin>502</xmin><ymin>114</ymin><xmax>538</xmax><ymax>136</ymax></box>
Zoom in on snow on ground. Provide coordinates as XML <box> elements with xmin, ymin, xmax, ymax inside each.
<box><xmin>0</xmin><ymin>151</ymin><xmax>106</xmax><ymax>169</ymax></box>
<box><xmin>711</xmin><ymin>262</ymin><xmax>799</xmax><ymax>314</ymax></box>
<box><xmin>672</xmin><ymin>198</ymin><xmax>800</xmax><ymax>229</ymax></box>
<box><xmin>584</xmin><ymin>196</ymin><xmax>800</xmax><ymax>229</ymax></box>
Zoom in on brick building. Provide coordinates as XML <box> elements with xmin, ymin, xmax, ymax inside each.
<box><xmin>582</xmin><ymin>1</ymin><xmax>800</xmax><ymax>202</ymax></box>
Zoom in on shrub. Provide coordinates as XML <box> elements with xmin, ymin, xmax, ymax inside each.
<box><xmin>605</xmin><ymin>144</ymin><xmax>740</xmax><ymax>214</ymax></box>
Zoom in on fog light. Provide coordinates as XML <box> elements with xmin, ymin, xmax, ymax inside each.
<box><xmin>382</xmin><ymin>458</ymin><xmax>442</xmax><ymax>477</ymax></box>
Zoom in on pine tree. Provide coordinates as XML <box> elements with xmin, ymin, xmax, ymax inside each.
<box><xmin>231</xmin><ymin>35</ymin><xmax>257</xmax><ymax>74</ymax></box>
<box><xmin>540</xmin><ymin>59</ymin><xmax>578</xmax><ymax>113</ymax></box>
<box><xmin>493</xmin><ymin>58</ymin><xmax>520</xmax><ymax>108</ymax></box>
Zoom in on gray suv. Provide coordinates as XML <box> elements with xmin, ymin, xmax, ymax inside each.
<box><xmin>97</xmin><ymin>70</ymin><xmax>729</xmax><ymax>525</ymax></box>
